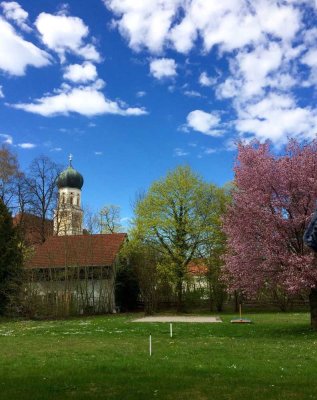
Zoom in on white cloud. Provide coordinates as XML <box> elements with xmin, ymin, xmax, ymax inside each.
<box><xmin>237</xmin><ymin>43</ymin><xmax>283</xmax><ymax>98</ymax></box>
<box><xmin>11</xmin><ymin>84</ymin><xmax>148</xmax><ymax>117</ymax></box>
<box><xmin>204</xmin><ymin>147</ymin><xmax>217</xmax><ymax>154</ymax></box>
<box><xmin>224</xmin><ymin>138</ymin><xmax>237</xmax><ymax>151</ymax></box>
<box><xmin>104</xmin><ymin>0</ymin><xmax>182</xmax><ymax>53</ymax></box>
<box><xmin>0</xmin><ymin>17</ymin><xmax>51</xmax><ymax>75</ymax></box>
<box><xmin>150</xmin><ymin>58</ymin><xmax>177</xmax><ymax>79</ymax></box>
<box><xmin>186</xmin><ymin>110</ymin><xmax>223</xmax><ymax>136</ymax></box>
<box><xmin>0</xmin><ymin>86</ymin><xmax>4</xmax><ymax>98</ymax></box>
<box><xmin>94</xmin><ymin>151</ymin><xmax>103</xmax><ymax>155</ymax></box>
<box><xmin>184</xmin><ymin>90</ymin><xmax>202</xmax><ymax>97</ymax></box>
<box><xmin>0</xmin><ymin>134</ymin><xmax>36</xmax><ymax>149</ymax></box>
<box><xmin>0</xmin><ymin>133</ymin><xmax>12</xmax><ymax>144</ymax></box>
<box><xmin>35</xmin><ymin>12</ymin><xmax>100</xmax><ymax>62</ymax></box>
<box><xmin>1</xmin><ymin>1</ymin><xmax>30</xmax><ymax>31</ymax></box>
<box><xmin>217</xmin><ymin>43</ymin><xmax>283</xmax><ymax>100</ymax></box>
<box><xmin>199</xmin><ymin>72</ymin><xmax>216</xmax><ymax>87</ymax></box>
<box><xmin>174</xmin><ymin>148</ymin><xmax>189</xmax><ymax>157</ymax></box>
<box><xmin>169</xmin><ymin>15</ymin><xmax>197</xmax><ymax>53</ymax></box>
<box><xmin>136</xmin><ymin>90</ymin><xmax>146</xmax><ymax>97</ymax></box>
<box><xmin>236</xmin><ymin>93</ymin><xmax>317</xmax><ymax>144</ymax></box>
<box><xmin>302</xmin><ymin>49</ymin><xmax>317</xmax><ymax>67</ymax></box>
<box><xmin>216</xmin><ymin>78</ymin><xmax>240</xmax><ymax>99</ymax></box>
<box><xmin>50</xmin><ymin>147</ymin><xmax>62</xmax><ymax>152</ymax></box>
<box><xmin>301</xmin><ymin>48</ymin><xmax>317</xmax><ymax>85</ymax></box>
<box><xmin>17</xmin><ymin>142</ymin><xmax>36</xmax><ymax>149</ymax></box>
<box><xmin>104</xmin><ymin>1</ymin><xmax>301</xmax><ymax>54</ymax></box>
<box><xmin>63</xmin><ymin>62</ymin><xmax>97</xmax><ymax>83</ymax></box>
<box><xmin>105</xmin><ymin>0</ymin><xmax>315</xmax><ymax>147</ymax></box>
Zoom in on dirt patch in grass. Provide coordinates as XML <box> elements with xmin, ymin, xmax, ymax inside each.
<box><xmin>132</xmin><ymin>316</ymin><xmax>222</xmax><ymax>323</ymax></box>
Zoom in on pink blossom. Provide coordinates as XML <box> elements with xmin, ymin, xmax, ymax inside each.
<box><xmin>223</xmin><ymin>139</ymin><xmax>317</xmax><ymax>295</ymax></box>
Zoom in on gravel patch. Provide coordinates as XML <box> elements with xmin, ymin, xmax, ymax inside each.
<box><xmin>133</xmin><ymin>316</ymin><xmax>222</xmax><ymax>323</ymax></box>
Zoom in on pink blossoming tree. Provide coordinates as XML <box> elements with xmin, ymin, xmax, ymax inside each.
<box><xmin>223</xmin><ymin>139</ymin><xmax>317</xmax><ymax>328</ymax></box>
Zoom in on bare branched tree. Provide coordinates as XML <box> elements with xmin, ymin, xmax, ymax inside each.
<box><xmin>99</xmin><ymin>204</ymin><xmax>122</xmax><ymax>233</ymax></box>
<box><xmin>25</xmin><ymin>156</ymin><xmax>62</xmax><ymax>242</ymax></box>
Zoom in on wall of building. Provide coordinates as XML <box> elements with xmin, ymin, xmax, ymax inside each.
<box><xmin>24</xmin><ymin>266</ymin><xmax>116</xmax><ymax>317</ymax></box>
<box><xmin>54</xmin><ymin>187</ymin><xmax>83</xmax><ymax>235</ymax></box>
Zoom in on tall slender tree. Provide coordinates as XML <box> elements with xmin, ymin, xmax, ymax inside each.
<box><xmin>0</xmin><ymin>199</ymin><xmax>23</xmax><ymax>314</ymax></box>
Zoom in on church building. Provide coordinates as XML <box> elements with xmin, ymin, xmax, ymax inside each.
<box><xmin>25</xmin><ymin>157</ymin><xmax>126</xmax><ymax>317</ymax></box>
<box><xmin>54</xmin><ymin>155</ymin><xmax>84</xmax><ymax>236</ymax></box>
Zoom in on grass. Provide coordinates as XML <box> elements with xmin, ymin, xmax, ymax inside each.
<box><xmin>0</xmin><ymin>312</ymin><xmax>316</xmax><ymax>399</ymax></box>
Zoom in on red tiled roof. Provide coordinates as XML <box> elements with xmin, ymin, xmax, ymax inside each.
<box><xmin>25</xmin><ymin>233</ymin><xmax>127</xmax><ymax>269</ymax></box>
<box><xmin>13</xmin><ymin>213</ymin><xmax>53</xmax><ymax>245</ymax></box>
<box><xmin>188</xmin><ymin>260</ymin><xmax>208</xmax><ymax>276</ymax></box>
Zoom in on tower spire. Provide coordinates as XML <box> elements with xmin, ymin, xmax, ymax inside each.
<box><xmin>69</xmin><ymin>153</ymin><xmax>73</xmax><ymax>167</ymax></box>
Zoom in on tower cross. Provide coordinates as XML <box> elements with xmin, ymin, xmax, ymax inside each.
<box><xmin>69</xmin><ymin>153</ymin><xmax>73</xmax><ymax>166</ymax></box>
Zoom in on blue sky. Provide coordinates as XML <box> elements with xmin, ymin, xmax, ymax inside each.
<box><xmin>1</xmin><ymin>0</ymin><xmax>317</xmax><ymax>225</ymax></box>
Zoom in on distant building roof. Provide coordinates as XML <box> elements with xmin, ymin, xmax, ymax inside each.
<box><xmin>13</xmin><ymin>213</ymin><xmax>53</xmax><ymax>245</ymax></box>
<box><xmin>188</xmin><ymin>260</ymin><xmax>208</xmax><ymax>276</ymax></box>
<box><xmin>25</xmin><ymin>233</ymin><xmax>127</xmax><ymax>269</ymax></box>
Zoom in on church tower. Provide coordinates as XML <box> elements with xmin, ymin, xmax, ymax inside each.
<box><xmin>54</xmin><ymin>155</ymin><xmax>84</xmax><ymax>236</ymax></box>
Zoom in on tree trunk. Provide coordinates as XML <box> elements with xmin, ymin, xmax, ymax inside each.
<box><xmin>176</xmin><ymin>279</ymin><xmax>184</xmax><ymax>312</ymax></box>
<box><xmin>309</xmin><ymin>287</ymin><xmax>317</xmax><ymax>330</ymax></box>
<box><xmin>234</xmin><ymin>290</ymin><xmax>239</xmax><ymax>313</ymax></box>
<box><xmin>208</xmin><ymin>280</ymin><xmax>213</xmax><ymax>312</ymax></box>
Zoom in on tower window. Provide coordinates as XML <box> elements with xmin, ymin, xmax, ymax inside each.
<box><xmin>70</xmin><ymin>193</ymin><xmax>74</xmax><ymax>205</ymax></box>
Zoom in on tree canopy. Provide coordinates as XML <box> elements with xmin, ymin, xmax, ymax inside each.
<box><xmin>223</xmin><ymin>139</ymin><xmax>317</xmax><ymax>326</ymax></box>
<box><xmin>133</xmin><ymin>165</ymin><xmax>224</xmax><ymax>310</ymax></box>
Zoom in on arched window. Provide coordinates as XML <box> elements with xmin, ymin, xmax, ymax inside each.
<box><xmin>76</xmin><ymin>194</ymin><xmax>80</xmax><ymax>206</ymax></box>
<box><xmin>70</xmin><ymin>192</ymin><xmax>74</xmax><ymax>205</ymax></box>
<box><xmin>62</xmin><ymin>193</ymin><xmax>65</xmax><ymax>204</ymax></box>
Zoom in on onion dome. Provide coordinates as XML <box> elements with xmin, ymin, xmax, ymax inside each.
<box><xmin>57</xmin><ymin>155</ymin><xmax>84</xmax><ymax>190</ymax></box>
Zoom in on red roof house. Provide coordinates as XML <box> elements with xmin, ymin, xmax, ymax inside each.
<box><xmin>25</xmin><ymin>233</ymin><xmax>127</xmax><ymax>269</ymax></box>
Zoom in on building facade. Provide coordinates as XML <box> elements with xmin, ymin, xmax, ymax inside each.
<box><xmin>26</xmin><ymin>156</ymin><xmax>126</xmax><ymax>317</ymax></box>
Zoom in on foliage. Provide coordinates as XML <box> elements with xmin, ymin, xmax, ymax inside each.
<box><xmin>0</xmin><ymin>199</ymin><xmax>23</xmax><ymax>314</ymax></box>
<box><xmin>0</xmin><ymin>145</ymin><xmax>23</xmax><ymax>212</ymax></box>
<box><xmin>201</xmin><ymin>185</ymin><xmax>231</xmax><ymax>311</ymax></box>
<box><xmin>223</xmin><ymin>139</ymin><xmax>317</xmax><ymax>302</ymax></box>
<box><xmin>120</xmin><ymin>238</ymin><xmax>160</xmax><ymax>314</ymax></box>
<box><xmin>0</xmin><ymin>313</ymin><xmax>316</xmax><ymax>400</ymax></box>
<box><xmin>134</xmin><ymin>165</ymin><xmax>221</xmax><ymax>311</ymax></box>
<box><xmin>115</xmin><ymin>255</ymin><xmax>140</xmax><ymax>312</ymax></box>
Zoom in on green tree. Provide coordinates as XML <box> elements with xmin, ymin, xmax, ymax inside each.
<box><xmin>134</xmin><ymin>166</ymin><xmax>220</xmax><ymax>311</ymax></box>
<box><xmin>120</xmin><ymin>237</ymin><xmax>161</xmax><ymax>314</ymax></box>
<box><xmin>0</xmin><ymin>199</ymin><xmax>23</xmax><ymax>314</ymax></box>
<box><xmin>201</xmin><ymin>185</ymin><xmax>231</xmax><ymax>311</ymax></box>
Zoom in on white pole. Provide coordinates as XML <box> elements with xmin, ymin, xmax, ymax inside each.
<box><xmin>149</xmin><ymin>334</ymin><xmax>152</xmax><ymax>356</ymax></box>
<box><xmin>170</xmin><ymin>323</ymin><xmax>173</xmax><ymax>338</ymax></box>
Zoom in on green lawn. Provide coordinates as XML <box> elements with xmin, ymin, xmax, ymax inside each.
<box><xmin>0</xmin><ymin>312</ymin><xmax>316</xmax><ymax>399</ymax></box>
